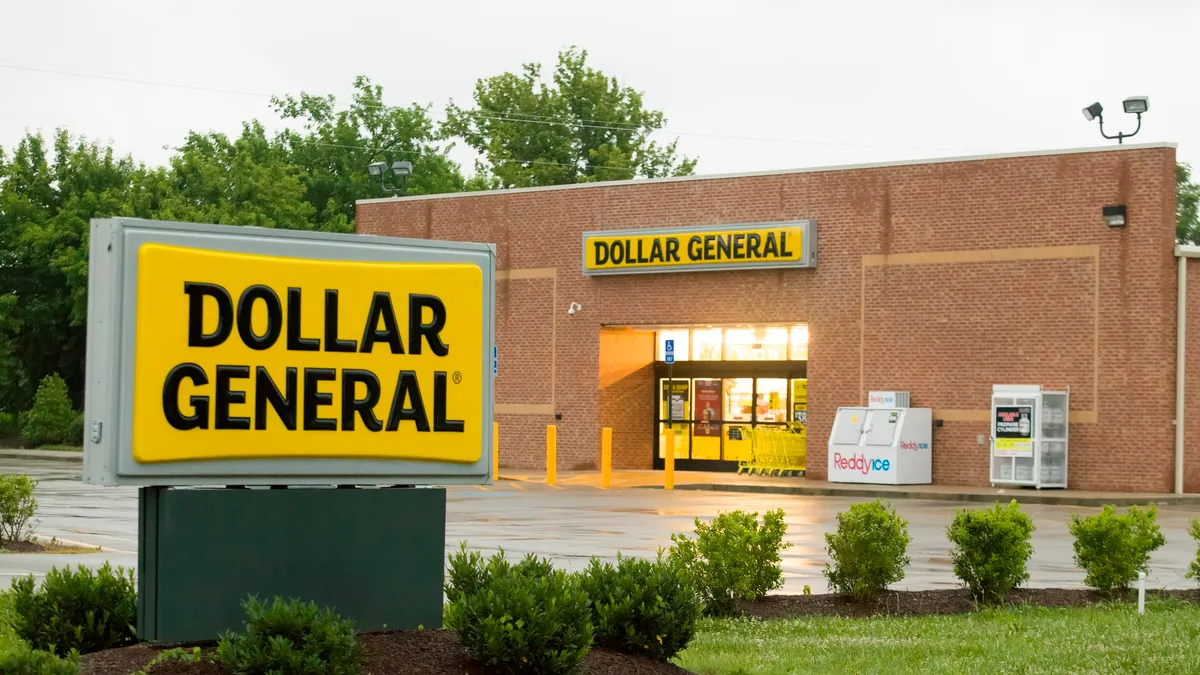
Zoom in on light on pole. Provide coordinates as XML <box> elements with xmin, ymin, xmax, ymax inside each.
<box><xmin>1081</xmin><ymin>96</ymin><xmax>1150</xmax><ymax>145</ymax></box>
<box><xmin>367</xmin><ymin>160</ymin><xmax>414</xmax><ymax>194</ymax></box>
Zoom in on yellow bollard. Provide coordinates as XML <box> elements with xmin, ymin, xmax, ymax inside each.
<box><xmin>664</xmin><ymin>428</ymin><xmax>675</xmax><ymax>490</ymax></box>
<box><xmin>547</xmin><ymin>425</ymin><xmax>557</xmax><ymax>486</ymax></box>
<box><xmin>601</xmin><ymin>427</ymin><xmax>613</xmax><ymax>489</ymax></box>
<box><xmin>492</xmin><ymin>422</ymin><xmax>499</xmax><ymax>481</ymax></box>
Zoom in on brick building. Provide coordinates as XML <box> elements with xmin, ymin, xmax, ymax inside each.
<box><xmin>357</xmin><ymin>142</ymin><xmax>1200</xmax><ymax>494</ymax></box>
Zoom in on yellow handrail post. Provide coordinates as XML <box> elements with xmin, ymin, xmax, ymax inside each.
<box><xmin>601</xmin><ymin>427</ymin><xmax>613</xmax><ymax>489</ymax></box>
<box><xmin>492</xmin><ymin>422</ymin><xmax>499</xmax><ymax>481</ymax></box>
<box><xmin>547</xmin><ymin>425</ymin><xmax>557</xmax><ymax>486</ymax></box>
<box><xmin>664</xmin><ymin>428</ymin><xmax>675</xmax><ymax>490</ymax></box>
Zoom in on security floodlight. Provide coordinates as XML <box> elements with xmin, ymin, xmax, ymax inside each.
<box><xmin>1081</xmin><ymin>96</ymin><xmax>1147</xmax><ymax>144</ymax></box>
<box><xmin>1122</xmin><ymin>96</ymin><xmax>1149</xmax><ymax>114</ymax></box>
<box><xmin>367</xmin><ymin>159</ymin><xmax>413</xmax><ymax>194</ymax></box>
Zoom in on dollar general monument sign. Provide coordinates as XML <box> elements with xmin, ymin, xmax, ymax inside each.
<box><xmin>83</xmin><ymin>218</ymin><xmax>496</xmax><ymax>487</ymax></box>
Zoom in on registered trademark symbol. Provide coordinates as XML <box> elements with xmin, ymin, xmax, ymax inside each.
<box><xmin>452</xmin><ymin>372</ymin><xmax>462</xmax><ymax>384</ymax></box>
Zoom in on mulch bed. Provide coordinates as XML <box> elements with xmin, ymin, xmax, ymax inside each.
<box><xmin>81</xmin><ymin>631</ymin><xmax>693</xmax><ymax>675</ymax></box>
<box><xmin>738</xmin><ymin>587</ymin><xmax>1200</xmax><ymax>620</ymax></box>
<box><xmin>0</xmin><ymin>538</ymin><xmax>99</xmax><ymax>553</ymax></box>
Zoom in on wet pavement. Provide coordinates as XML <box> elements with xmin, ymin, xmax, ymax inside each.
<box><xmin>3</xmin><ymin>458</ymin><xmax>1199</xmax><ymax>594</ymax></box>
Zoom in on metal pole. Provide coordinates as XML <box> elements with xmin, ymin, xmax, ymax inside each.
<box><xmin>1177</xmin><ymin>254</ymin><xmax>1187</xmax><ymax>494</ymax></box>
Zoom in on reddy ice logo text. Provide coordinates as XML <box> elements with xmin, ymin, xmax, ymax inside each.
<box><xmin>832</xmin><ymin>452</ymin><xmax>891</xmax><ymax>475</ymax></box>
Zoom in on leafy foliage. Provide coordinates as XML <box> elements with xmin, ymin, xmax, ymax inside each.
<box><xmin>1179</xmin><ymin>162</ymin><xmax>1200</xmax><ymax>244</ymax></box>
<box><xmin>824</xmin><ymin>499</ymin><xmax>911</xmax><ymax>601</ymax></box>
<box><xmin>1069</xmin><ymin>504</ymin><xmax>1166</xmax><ymax>592</ymax></box>
<box><xmin>1187</xmin><ymin>519</ymin><xmax>1200</xmax><ymax>585</ymax></box>
<box><xmin>0</xmin><ymin>473</ymin><xmax>38</xmax><ymax>545</ymax></box>
<box><xmin>445</xmin><ymin>47</ymin><xmax>696</xmax><ymax>188</ymax></box>
<box><xmin>0</xmin><ymin>641</ymin><xmax>80</xmax><ymax>675</ymax></box>
<box><xmin>9</xmin><ymin>562</ymin><xmax>137</xmax><ymax>656</ymax></box>
<box><xmin>946</xmin><ymin>500</ymin><xmax>1035</xmax><ymax>603</ymax></box>
<box><xmin>20</xmin><ymin>374</ymin><xmax>77</xmax><ymax>446</ymax></box>
<box><xmin>216</xmin><ymin>596</ymin><xmax>363</xmax><ymax>675</ymax></box>
<box><xmin>445</xmin><ymin>544</ymin><xmax>593</xmax><ymax>674</ymax></box>
<box><xmin>272</xmin><ymin>76</ymin><xmax>467</xmax><ymax>231</ymax></box>
<box><xmin>579</xmin><ymin>553</ymin><xmax>701</xmax><ymax>661</ymax></box>
<box><xmin>667</xmin><ymin>509</ymin><xmax>790</xmax><ymax>616</ymax></box>
<box><xmin>0</xmin><ymin>67</ymin><xmax>695</xmax><ymax>413</ymax></box>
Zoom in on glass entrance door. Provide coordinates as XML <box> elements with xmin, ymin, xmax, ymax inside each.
<box><xmin>651</xmin><ymin>363</ymin><xmax>808</xmax><ymax>471</ymax></box>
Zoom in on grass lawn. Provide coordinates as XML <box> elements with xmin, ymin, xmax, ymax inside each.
<box><xmin>678</xmin><ymin>599</ymin><xmax>1200</xmax><ymax>675</ymax></box>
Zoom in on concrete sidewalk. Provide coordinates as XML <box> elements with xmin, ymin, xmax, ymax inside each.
<box><xmin>501</xmin><ymin>470</ymin><xmax>1200</xmax><ymax>507</ymax></box>
<box><xmin>0</xmin><ymin>448</ymin><xmax>83</xmax><ymax>462</ymax></box>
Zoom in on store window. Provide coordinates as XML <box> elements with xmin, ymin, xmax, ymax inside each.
<box><xmin>691</xmin><ymin>329</ymin><xmax>723</xmax><ymax>361</ymax></box>
<box><xmin>656</xmin><ymin>330</ymin><xmax>689</xmax><ymax>361</ymax></box>
<box><xmin>656</xmin><ymin>325</ymin><xmax>809</xmax><ymax>362</ymax></box>
<box><xmin>789</xmin><ymin>325</ymin><xmax>809</xmax><ymax>361</ymax></box>
<box><xmin>724</xmin><ymin>327</ymin><xmax>788</xmax><ymax>361</ymax></box>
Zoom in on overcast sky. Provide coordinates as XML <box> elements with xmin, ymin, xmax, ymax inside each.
<box><xmin>1</xmin><ymin>0</ymin><xmax>1196</xmax><ymax>180</ymax></box>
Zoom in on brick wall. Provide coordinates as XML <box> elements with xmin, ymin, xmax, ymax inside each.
<box><xmin>598</xmin><ymin>328</ymin><xmax>654</xmax><ymax>470</ymax></box>
<box><xmin>357</xmin><ymin>145</ymin><xmax>1179</xmax><ymax>492</ymax></box>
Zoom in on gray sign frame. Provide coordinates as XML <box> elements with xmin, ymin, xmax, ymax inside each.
<box><xmin>84</xmin><ymin>218</ymin><xmax>496</xmax><ymax>487</ymax></box>
<box><xmin>580</xmin><ymin>220</ymin><xmax>817</xmax><ymax>276</ymax></box>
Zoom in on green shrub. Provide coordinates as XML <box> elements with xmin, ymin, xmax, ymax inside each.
<box><xmin>579</xmin><ymin>553</ymin><xmax>701</xmax><ymax>661</ymax></box>
<box><xmin>445</xmin><ymin>545</ymin><xmax>592</xmax><ymax>674</ymax></box>
<box><xmin>216</xmin><ymin>595</ymin><xmax>363</xmax><ymax>675</ymax></box>
<box><xmin>20</xmin><ymin>374</ymin><xmax>77</xmax><ymax>447</ymax></box>
<box><xmin>667</xmin><ymin>509</ymin><xmax>790</xmax><ymax>616</ymax></box>
<box><xmin>947</xmin><ymin>500</ymin><xmax>1035</xmax><ymax>604</ymax></box>
<box><xmin>9</xmin><ymin>562</ymin><xmax>137</xmax><ymax>656</ymax></box>
<box><xmin>1069</xmin><ymin>504</ymin><xmax>1166</xmax><ymax>593</ymax></box>
<box><xmin>0</xmin><ymin>410</ymin><xmax>18</xmax><ymax>439</ymax></box>
<box><xmin>0</xmin><ymin>641</ymin><xmax>80</xmax><ymax>675</ymax></box>
<box><xmin>1187</xmin><ymin>519</ymin><xmax>1200</xmax><ymax>585</ymax></box>
<box><xmin>823</xmin><ymin>499</ymin><xmax>911</xmax><ymax>601</ymax></box>
<box><xmin>0</xmin><ymin>473</ymin><xmax>38</xmax><ymax>546</ymax></box>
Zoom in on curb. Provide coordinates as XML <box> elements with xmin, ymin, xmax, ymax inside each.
<box><xmin>658</xmin><ymin>482</ymin><xmax>1200</xmax><ymax>508</ymax></box>
<box><xmin>0</xmin><ymin>449</ymin><xmax>83</xmax><ymax>463</ymax></box>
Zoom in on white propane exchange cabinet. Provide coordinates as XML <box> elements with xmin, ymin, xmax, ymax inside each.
<box><xmin>828</xmin><ymin>402</ymin><xmax>932</xmax><ymax>485</ymax></box>
<box><xmin>989</xmin><ymin>384</ymin><xmax>1069</xmax><ymax>489</ymax></box>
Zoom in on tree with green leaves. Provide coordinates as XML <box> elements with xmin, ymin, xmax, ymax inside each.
<box><xmin>1179</xmin><ymin>162</ymin><xmax>1200</xmax><ymax>245</ymax></box>
<box><xmin>272</xmin><ymin>75</ymin><xmax>468</xmax><ymax>231</ymax></box>
<box><xmin>0</xmin><ymin>131</ymin><xmax>162</xmax><ymax>413</ymax></box>
<box><xmin>444</xmin><ymin>47</ymin><xmax>696</xmax><ymax>188</ymax></box>
<box><xmin>155</xmin><ymin>121</ymin><xmax>315</xmax><ymax>231</ymax></box>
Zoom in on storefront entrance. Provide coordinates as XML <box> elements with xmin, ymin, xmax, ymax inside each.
<box><xmin>651</xmin><ymin>326</ymin><xmax>808</xmax><ymax>473</ymax></box>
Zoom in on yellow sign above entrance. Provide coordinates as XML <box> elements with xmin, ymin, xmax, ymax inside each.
<box><xmin>131</xmin><ymin>243</ymin><xmax>484</xmax><ymax>465</ymax></box>
<box><xmin>581</xmin><ymin>221</ymin><xmax>816</xmax><ymax>275</ymax></box>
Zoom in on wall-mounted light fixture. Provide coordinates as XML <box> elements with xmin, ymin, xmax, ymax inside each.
<box><xmin>1103</xmin><ymin>204</ymin><xmax>1127</xmax><ymax>228</ymax></box>
<box><xmin>567</xmin><ymin>302</ymin><xmax>582</xmax><ymax>316</ymax></box>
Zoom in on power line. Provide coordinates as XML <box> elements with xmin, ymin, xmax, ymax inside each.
<box><xmin>0</xmin><ymin>61</ymin><xmax>975</xmax><ymax>154</ymax></box>
<box><xmin>0</xmin><ymin>108</ymin><xmax>642</xmax><ymax>176</ymax></box>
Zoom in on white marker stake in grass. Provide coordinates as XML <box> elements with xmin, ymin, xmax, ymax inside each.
<box><xmin>1137</xmin><ymin>571</ymin><xmax>1146</xmax><ymax>615</ymax></box>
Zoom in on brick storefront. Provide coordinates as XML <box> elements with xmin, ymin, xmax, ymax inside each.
<box><xmin>357</xmin><ymin>143</ymin><xmax>1192</xmax><ymax>493</ymax></box>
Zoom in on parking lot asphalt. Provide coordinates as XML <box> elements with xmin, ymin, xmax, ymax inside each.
<box><xmin>3</xmin><ymin>458</ymin><xmax>1199</xmax><ymax>594</ymax></box>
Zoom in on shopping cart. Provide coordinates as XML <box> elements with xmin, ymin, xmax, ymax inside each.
<box><xmin>738</xmin><ymin>426</ymin><xmax>806</xmax><ymax>476</ymax></box>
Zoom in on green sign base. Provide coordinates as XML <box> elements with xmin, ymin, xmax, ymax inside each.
<box><xmin>138</xmin><ymin>486</ymin><xmax>446</xmax><ymax>643</ymax></box>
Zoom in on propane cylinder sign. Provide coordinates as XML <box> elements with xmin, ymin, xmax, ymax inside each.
<box><xmin>994</xmin><ymin>406</ymin><xmax>1033</xmax><ymax>457</ymax></box>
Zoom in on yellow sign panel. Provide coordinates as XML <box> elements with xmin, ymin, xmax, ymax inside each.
<box><xmin>131</xmin><ymin>244</ymin><xmax>483</xmax><ymax>464</ymax></box>
<box><xmin>582</xmin><ymin>223</ymin><xmax>811</xmax><ymax>275</ymax></box>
